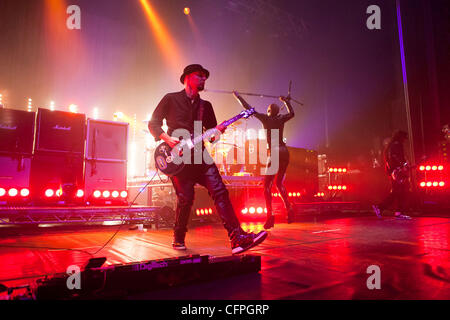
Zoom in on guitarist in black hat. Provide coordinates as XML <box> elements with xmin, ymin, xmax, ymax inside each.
<box><xmin>148</xmin><ymin>64</ymin><xmax>267</xmax><ymax>254</ymax></box>
<box><xmin>372</xmin><ymin>130</ymin><xmax>412</xmax><ymax>219</ymax></box>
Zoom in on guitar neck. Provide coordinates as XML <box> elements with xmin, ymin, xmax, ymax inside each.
<box><xmin>191</xmin><ymin>113</ymin><xmax>245</xmax><ymax>146</ymax></box>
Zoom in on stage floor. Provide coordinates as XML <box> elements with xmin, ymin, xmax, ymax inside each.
<box><xmin>0</xmin><ymin>215</ymin><xmax>449</xmax><ymax>299</ymax></box>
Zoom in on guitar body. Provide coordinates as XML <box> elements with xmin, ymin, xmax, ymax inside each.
<box><xmin>153</xmin><ymin>108</ymin><xmax>256</xmax><ymax>177</ymax></box>
<box><xmin>154</xmin><ymin>142</ymin><xmax>185</xmax><ymax>177</ymax></box>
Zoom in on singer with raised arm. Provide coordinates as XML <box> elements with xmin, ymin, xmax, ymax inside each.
<box><xmin>233</xmin><ymin>91</ymin><xmax>295</xmax><ymax>229</ymax></box>
<box><xmin>148</xmin><ymin>64</ymin><xmax>267</xmax><ymax>254</ymax></box>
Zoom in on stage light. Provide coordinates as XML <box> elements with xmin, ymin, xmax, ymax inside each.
<box><xmin>0</xmin><ymin>188</ymin><xmax>6</xmax><ymax>197</ymax></box>
<box><xmin>337</xmin><ymin>186</ymin><xmax>342</xmax><ymax>190</ymax></box>
<box><xmin>241</xmin><ymin>208</ymin><xmax>248</xmax><ymax>214</ymax></box>
<box><xmin>297</xmin><ymin>192</ymin><xmax>300</xmax><ymax>197</ymax></box>
<box><xmin>338</xmin><ymin>168</ymin><xmax>342</xmax><ymax>173</ymax></box>
<box><xmin>103</xmin><ymin>191</ymin><xmax>110</xmax><ymax>198</ymax></box>
<box><xmin>439</xmin><ymin>182</ymin><xmax>445</xmax><ymax>187</ymax></box>
<box><xmin>288</xmin><ymin>192</ymin><xmax>292</xmax><ymax>197</ymax></box>
<box><xmin>432</xmin><ymin>166</ymin><xmax>437</xmax><ymax>171</ymax></box>
<box><xmin>76</xmin><ymin>189</ymin><xmax>84</xmax><ymax>198</ymax></box>
<box><xmin>50</xmin><ymin>101</ymin><xmax>55</xmax><ymax>111</ymax></box>
<box><xmin>249</xmin><ymin>207</ymin><xmax>256</xmax><ymax>214</ymax></box>
<box><xmin>420</xmin><ymin>182</ymin><xmax>426</xmax><ymax>187</ymax></box>
<box><xmin>120</xmin><ymin>191</ymin><xmax>128</xmax><ymax>198</ymax></box>
<box><xmin>200</xmin><ymin>209</ymin><xmax>205</xmax><ymax>215</ymax></box>
<box><xmin>8</xmin><ymin>188</ymin><xmax>18</xmax><ymax>197</ymax></box>
<box><xmin>56</xmin><ymin>189</ymin><xmax>62</xmax><ymax>197</ymax></box>
<box><xmin>208</xmin><ymin>208</ymin><xmax>212</xmax><ymax>214</ymax></box>
<box><xmin>45</xmin><ymin>189</ymin><xmax>54</xmax><ymax>197</ymax></box>
<box><xmin>93</xmin><ymin>107</ymin><xmax>99</xmax><ymax>120</ymax></box>
<box><xmin>419</xmin><ymin>166</ymin><xmax>425</xmax><ymax>171</ymax></box>
<box><xmin>112</xmin><ymin>191</ymin><xmax>119</xmax><ymax>198</ymax></box>
<box><xmin>28</xmin><ymin>98</ymin><xmax>32</xmax><ymax>112</ymax></box>
<box><xmin>426</xmin><ymin>166</ymin><xmax>431</xmax><ymax>171</ymax></box>
<box><xmin>69</xmin><ymin>104</ymin><xmax>78</xmax><ymax>113</ymax></box>
<box><xmin>257</xmin><ymin>207</ymin><xmax>263</xmax><ymax>214</ymax></box>
<box><xmin>343</xmin><ymin>168</ymin><xmax>347</xmax><ymax>173</ymax></box>
<box><xmin>432</xmin><ymin>182</ymin><xmax>438</xmax><ymax>187</ymax></box>
<box><xmin>184</xmin><ymin>7</ymin><xmax>190</xmax><ymax>15</ymax></box>
<box><xmin>343</xmin><ymin>186</ymin><xmax>347</xmax><ymax>190</ymax></box>
<box><xmin>333</xmin><ymin>186</ymin><xmax>337</xmax><ymax>190</ymax></box>
<box><xmin>438</xmin><ymin>165</ymin><xmax>444</xmax><ymax>171</ymax></box>
<box><xmin>426</xmin><ymin>182</ymin><xmax>432</xmax><ymax>187</ymax></box>
<box><xmin>196</xmin><ymin>209</ymin><xmax>200</xmax><ymax>216</ymax></box>
<box><xmin>328</xmin><ymin>186</ymin><xmax>332</xmax><ymax>190</ymax></box>
<box><xmin>93</xmin><ymin>190</ymin><xmax>101</xmax><ymax>198</ymax></box>
<box><xmin>20</xmin><ymin>188</ymin><xmax>30</xmax><ymax>197</ymax></box>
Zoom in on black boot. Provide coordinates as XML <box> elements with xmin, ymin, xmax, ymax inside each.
<box><xmin>287</xmin><ymin>208</ymin><xmax>295</xmax><ymax>224</ymax></box>
<box><xmin>264</xmin><ymin>215</ymin><xmax>275</xmax><ymax>229</ymax></box>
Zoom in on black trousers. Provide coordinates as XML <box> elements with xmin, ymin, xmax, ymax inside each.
<box><xmin>379</xmin><ymin>178</ymin><xmax>409</xmax><ymax>213</ymax></box>
<box><xmin>263</xmin><ymin>146</ymin><xmax>292</xmax><ymax>215</ymax></box>
<box><xmin>170</xmin><ymin>163</ymin><xmax>241</xmax><ymax>239</ymax></box>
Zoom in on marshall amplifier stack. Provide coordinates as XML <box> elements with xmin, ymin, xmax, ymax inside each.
<box><xmin>31</xmin><ymin>108</ymin><xmax>86</xmax><ymax>205</ymax></box>
<box><xmin>84</xmin><ymin>119</ymin><xmax>129</xmax><ymax>205</ymax></box>
<box><xmin>0</xmin><ymin>109</ymin><xmax>35</xmax><ymax>205</ymax></box>
<box><xmin>0</xmin><ymin>107</ymin><xmax>129</xmax><ymax>206</ymax></box>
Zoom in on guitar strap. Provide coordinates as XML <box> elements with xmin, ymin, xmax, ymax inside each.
<box><xmin>197</xmin><ymin>99</ymin><xmax>205</xmax><ymax>124</ymax></box>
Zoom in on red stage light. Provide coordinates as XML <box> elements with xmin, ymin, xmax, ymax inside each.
<box><xmin>420</xmin><ymin>182</ymin><xmax>426</xmax><ymax>187</ymax></box>
<box><xmin>76</xmin><ymin>189</ymin><xmax>84</xmax><ymax>198</ymax></box>
<box><xmin>93</xmin><ymin>190</ymin><xmax>101</xmax><ymax>198</ymax></box>
<box><xmin>45</xmin><ymin>189</ymin><xmax>54</xmax><ymax>197</ymax></box>
<box><xmin>432</xmin><ymin>166</ymin><xmax>437</xmax><ymax>171</ymax></box>
<box><xmin>112</xmin><ymin>191</ymin><xmax>119</xmax><ymax>198</ymax></box>
<box><xmin>438</xmin><ymin>165</ymin><xmax>444</xmax><ymax>171</ymax></box>
<box><xmin>196</xmin><ymin>209</ymin><xmax>200</xmax><ymax>216</ymax></box>
<box><xmin>439</xmin><ymin>182</ymin><xmax>445</xmax><ymax>187</ymax></box>
<box><xmin>426</xmin><ymin>182</ymin><xmax>432</xmax><ymax>187</ymax></box>
<box><xmin>419</xmin><ymin>166</ymin><xmax>425</xmax><ymax>171</ymax></box>
<box><xmin>249</xmin><ymin>207</ymin><xmax>256</xmax><ymax>214</ymax></box>
<box><xmin>20</xmin><ymin>188</ymin><xmax>30</xmax><ymax>197</ymax></box>
<box><xmin>343</xmin><ymin>186</ymin><xmax>347</xmax><ymax>190</ymax></box>
<box><xmin>0</xmin><ymin>188</ymin><xmax>6</xmax><ymax>197</ymax></box>
<box><xmin>426</xmin><ymin>166</ymin><xmax>431</xmax><ymax>171</ymax></box>
<box><xmin>328</xmin><ymin>186</ymin><xmax>332</xmax><ymax>190</ymax></box>
<box><xmin>200</xmin><ymin>209</ymin><xmax>205</xmax><ymax>215</ymax></box>
<box><xmin>257</xmin><ymin>207</ymin><xmax>263</xmax><ymax>214</ymax></box>
<box><xmin>8</xmin><ymin>188</ymin><xmax>18</xmax><ymax>197</ymax></box>
<box><xmin>208</xmin><ymin>208</ymin><xmax>212</xmax><ymax>214</ymax></box>
<box><xmin>121</xmin><ymin>191</ymin><xmax>128</xmax><ymax>198</ymax></box>
<box><xmin>103</xmin><ymin>191</ymin><xmax>110</xmax><ymax>198</ymax></box>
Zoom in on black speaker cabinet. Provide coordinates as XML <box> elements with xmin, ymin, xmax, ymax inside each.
<box><xmin>0</xmin><ymin>155</ymin><xmax>32</xmax><ymax>204</ymax></box>
<box><xmin>0</xmin><ymin>108</ymin><xmax>35</xmax><ymax>155</ymax></box>
<box><xmin>86</xmin><ymin>119</ymin><xmax>128</xmax><ymax>161</ymax></box>
<box><xmin>285</xmin><ymin>147</ymin><xmax>319</xmax><ymax>197</ymax></box>
<box><xmin>84</xmin><ymin>160</ymin><xmax>127</xmax><ymax>204</ymax></box>
<box><xmin>30</xmin><ymin>153</ymin><xmax>84</xmax><ymax>203</ymax></box>
<box><xmin>35</xmin><ymin>108</ymin><xmax>86</xmax><ymax>155</ymax></box>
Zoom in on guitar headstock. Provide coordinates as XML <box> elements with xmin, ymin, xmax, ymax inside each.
<box><xmin>241</xmin><ymin>108</ymin><xmax>256</xmax><ymax>119</ymax></box>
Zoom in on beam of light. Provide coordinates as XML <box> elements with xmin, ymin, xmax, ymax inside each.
<box><xmin>139</xmin><ymin>0</ymin><xmax>185</xmax><ymax>74</ymax></box>
<box><xmin>186</xmin><ymin>10</ymin><xmax>204</xmax><ymax>47</ymax></box>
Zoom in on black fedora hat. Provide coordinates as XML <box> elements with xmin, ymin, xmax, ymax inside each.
<box><xmin>180</xmin><ymin>64</ymin><xmax>210</xmax><ymax>84</ymax></box>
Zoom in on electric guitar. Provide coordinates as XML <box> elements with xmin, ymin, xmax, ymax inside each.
<box><xmin>154</xmin><ymin>108</ymin><xmax>256</xmax><ymax>176</ymax></box>
<box><xmin>391</xmin><ymin>162</ymin><xmax>417</xmax><ymax>183</ymax></box>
